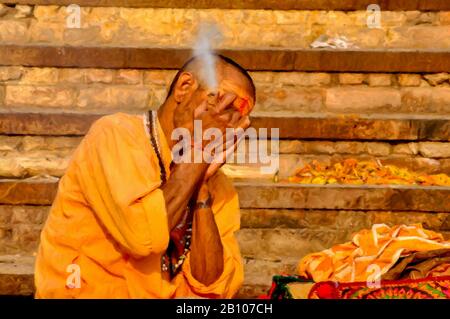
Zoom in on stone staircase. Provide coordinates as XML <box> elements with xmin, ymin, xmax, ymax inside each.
<box><xmin>0</xmin><ymin>0</ymin><xmax>449</xmax><ymax>298</ymax></box>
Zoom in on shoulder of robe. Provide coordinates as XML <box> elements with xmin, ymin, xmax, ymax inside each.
<box><xmin>86</xmin><ymin>112</ymin><xmax>144</xmax><ymax>144</ymax></box>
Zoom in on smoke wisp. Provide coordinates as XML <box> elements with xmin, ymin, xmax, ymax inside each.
<box><xmin>193</xmin><ymin>22</ymin><xmax>223</xmax><ymax>91</ymax></box>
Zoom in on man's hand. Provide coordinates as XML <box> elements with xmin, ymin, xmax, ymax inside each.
<box><xmin>204</xmin><ymin>115</ymin><xmax>251</xmax><ymax>181</ymax></box>
<box><xmin>162</xmin><ymin>93</ymin><xmax>242</xmax><ymax>232</ymax></box>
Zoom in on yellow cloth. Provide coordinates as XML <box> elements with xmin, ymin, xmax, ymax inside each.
<box><xmin>298</xmin><ymin>224</ymin><xmax>450</xmax><ymax>283</ymax></box>
<box><xmin>35</xmin><ymin>112</ymin><xmax>244</xmax><ymax>298</ymax></box>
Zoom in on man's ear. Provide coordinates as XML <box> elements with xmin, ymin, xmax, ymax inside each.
<box><xmin>173</xmin><ymin>72</ymin><xmax>196</xmax><ymax>103</ymax></box>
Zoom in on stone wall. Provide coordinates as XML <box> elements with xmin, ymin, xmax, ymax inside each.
<box><xmin>0</xmin><ymin>66</ymin><xmax>449</xmax><ymax>114</ymax></box>
<box><xmin>0</xmin><ymin>4</ymin><xmax>449</xmax><ymax>48</ymax></box>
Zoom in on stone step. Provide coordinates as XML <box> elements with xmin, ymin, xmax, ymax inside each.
<box><xmin>2</xmin><ymin>0</ymin><xmax>450</xmax><ymax>10</ymax></box>
<box><xmin>0</xmin><ymin>254</ymin><xmax>289</xmax><ymax>298</ymax></box>
<box><xmin>1</xmin><ymin>179</ymin><xmax>449</xmax><ymax>211</ymax></box>
<box><xmin>2</xmin><ymin>204</ymin><xmax>449</xmax><ymax>256</ymax></box>
<box><xmin>1</xmin><ymin>151</ymin><xmax>449</xmax><ymax>180</ymax></box>
<box><xmin>1</xmin><ymin>45</ymin><xmax>449</xmax><ymax>72</ymax></box>
<box><xmin>0</xmin><ymin>255</ymin><xmax>34</xmax><ymax>296</ymax></box>
<box><xmin>1</xmin><ymin>112</ymin><xmax>449</xmax><ymax>141</ymax></box>
<box><xmin>236</xmin><ymin>181</ymin><xmax>450</xmax><ymax>212</ymax></box>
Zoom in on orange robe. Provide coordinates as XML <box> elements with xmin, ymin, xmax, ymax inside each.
<box><xmin>35</xmin><ymin>112</ymin><xmax>244</xmax><ymax>298</ymax></box>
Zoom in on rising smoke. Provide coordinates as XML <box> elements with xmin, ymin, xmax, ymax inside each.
<box><xmin>193</xmin><ymin>22</ymin><xmax>223</xmax><ymax>91</ymax></box>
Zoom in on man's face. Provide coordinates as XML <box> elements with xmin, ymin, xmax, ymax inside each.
<box><xmin>172</xmin><ymin>64</ymin><xmax>255</xmax><ymax>131</ymax></box>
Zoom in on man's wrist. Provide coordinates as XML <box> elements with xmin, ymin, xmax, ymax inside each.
<box><xmin>196</xmin><ymin>183</ymin><xmax>212</xmax><ymax>209</ymax></box>
<box><xmin>195</xmin><ymin>196</ymin><xmax>212</xmax><ymax>210</ymax></box>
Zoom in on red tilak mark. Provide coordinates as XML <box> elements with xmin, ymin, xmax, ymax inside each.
<box><xmin>238</xmin><ymin>98</ymin><xmax>249</xmax><ymax>115</ymax></box>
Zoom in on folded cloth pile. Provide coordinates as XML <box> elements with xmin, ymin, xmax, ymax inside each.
<box><xmin>263</xmin><ymin>224</ymin><xmax>450</xmax><ymax>299</ymax></box>
<box><xmin>298</xmin><ymin>224</ymin><xmax>450</xmax><ymax>283</ymax></box>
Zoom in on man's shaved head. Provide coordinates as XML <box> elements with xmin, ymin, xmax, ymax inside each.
<box><xmin>166</xmin><ymin>54</ymin><xmax>256</xmax><ymax>103</ymax></box>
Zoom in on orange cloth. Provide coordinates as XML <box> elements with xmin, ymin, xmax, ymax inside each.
<box><xmin>298</xmin><ymin>224</ymin><xmax>450</xmax><ymax>283</ymax></box>
<box><xmin>35</xmin><ymin>113</ymin><xmax>244</xmax><ymax>298</ymax></box>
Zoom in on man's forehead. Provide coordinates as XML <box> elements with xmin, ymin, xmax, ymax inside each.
<box><xmin>217</xmin><ymin>64</ymin><xmax>254</xmax><ymax>102</ymax></box>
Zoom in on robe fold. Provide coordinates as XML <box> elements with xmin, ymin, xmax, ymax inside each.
<box><xmin>35</xmin><ymin>112</ymin><xmax>244</xmax><ymax>298</ymax></box>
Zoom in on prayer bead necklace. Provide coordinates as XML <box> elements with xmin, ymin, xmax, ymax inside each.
<box><xmin>145</xmin><ymin>110</ymin><xmax>192</xmax><ymax>276</ymax></box>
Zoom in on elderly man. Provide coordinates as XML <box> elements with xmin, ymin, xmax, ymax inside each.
<box><xmin>35</xmin><ymin>55</ymin><xmax>255</xmax><ymax>298</ymax></box>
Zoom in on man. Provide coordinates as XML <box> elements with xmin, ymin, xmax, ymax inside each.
<box><xmin>34</xmin><ymin>55</ymin><xmax>256</xmax><ymax>298</ymax></box>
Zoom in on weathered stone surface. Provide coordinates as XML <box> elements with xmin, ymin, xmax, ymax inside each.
<box><xmin>143</xmin><ymin>70</ymin><xmax>176</xmax><ymax>85</ymax></box>
<box><xmin>400</xmin><ymin>87</ymin><xmax>450</xmax><ymax>114</ymax></box>
<box><xmin>339</xmin><ymin>73</ymin><xmax>364</xmax><ymax>85</ymax></box>
<box><xmin>274</xmin><ymin>72</ymin><xmax>331</xmax><ymax>86</ymax></box>
<box><xmin>366</xmin><ymin>211</ymin><xmax>450</xmax><ymax>231</ymax></box>
<box><xmin>11</xmin><ymin>153</ymin><xmax>70</xmax><ymax>177</ymax></box>
<box><xmin>0</xmin><ymin>113</ymin><xmax>102</xmax><ymax>136</ymax></box>
<box><xmin>58</xmin><ymin>68</ymin><xmax>85</xmax><ymax>83</ymax></box>
<box><xmin>424</xmin><ymin>73</ymin><xmax>449</xmax><ymax>86</ymax></box>
<box><xmin>10</xmin><ymin>206</ymin><xmax>49</xmax><ymax>225</ymax></box>
<box><xmin>0</xmin><ymin>206</ymin><xmax>47</xmax><ymax>254</ymax></box>
<box><xmin>392</xmin><ymin>143</ymin><xmax>419</xmax><ymax>155</ymax></box>
<box><xmin>252</xmin><ymin>116</ymin><xmax>420</xmax><ymax>140</ymax></box>
<box><xmin>325</xmin><ymin>87</ymin><xmax>401</xmax><ymax>112</ymax></box>
<box><xmin>241</xmin><ymin>209</ymin><xmax>371</xmax><ymax>230</ymax></box>
<box><xmin>366</xmin><ymin>142</ymin><xmax>391</xmax><ymax>156</ymax></box>
<box><xmin>419</xmin><ymin>142</ymin><xmax>450</xmax><ymax>158</ymax></box>
<box><xmin>0</xmin><ymin>180</ymin><xmax>58</xmax><ymax>205</ymax></box>
<box><xmin>29</xmin><ymin>21</ymin><xmax>63</xmax><ymax>43</ymax></box>
<box><xmin>14</xmin><ymin>5</ymin><xmax>33</xmax><ymax>19</ymax></box>
<box><xmin>20</xmin><ymin>136</ymin><xmax>81</xmax><ymax>152</ymax></box>
<box><xmin>279</xmin><ymin>141</ymin><xmax>392</xmax><ymax>156</ymax></box>
<box><xmin>85</xmin><ymin>69</ymin><xmax>114</xmax><ymax>84</ymax></box>
<box><xmin>368</xmin><ymin>74</ymin><xmax>392</xmax><ymax>87</ymax></box>
<box><xmin>430</xmin><ymin>88</ymin><xmax>450</xmax><ymax>112</ymax></box>
<box><xmin>414</xmin><ymin>120</ymin><xmax>450</xmax><ymax>141</ymax></box>
<box><xmin>0</xmin><ymin>20</ymin><xmax>28</xmax><ymax>43</ymax></box>
<box><xmin>0</xmin><ymin>44</ymin><xmax>449</xmax><ymax>72</ymax></box>
<box><xmin>5</xmin><ymin>85</ymin><xmax>76</xmax><ymax>108</ymax></box>
<box><xmin>438</xmin><ymin>12</ymin><xmax>450</xmax><ymax>25</ymax></box>
<box><xmin>387</xmin><ymin>25</ymin><xmax>450</xmax><ymax>49</ymax></box>
<box><xmin>115</xmin><ymin>69</ymin><xmax>142</xmax><ymax>84</ymax></box>
<box><xmin>0</xmin><ymin>255</ymin><xmax>34</xmax><ymax>296</ymax></box>
<box><xmin>235</xmin><ymin>182</ymin><xmax>450</xmax><ymax>212</ymax></box>
<box><xmin>76</xmin><ymin>86</ymin><xmax>150</xmax><ymax>110</ymax></box>
<box><xmin>20</xmin><ymin>68</ymin><xmax>58</xmax><ymax>84</ymax></box>
<box><xmin>398</xmin><ymin>74</ymin><xmax>422</xmax><ymax>86</ymax></box>
<box><xmin>3</xmin><ymin>178</ymin><xmax>450</xmax><ymax>212</ymax></box>
<box><xmin>0</xmin><ymin>273</ymin><xmax>34</xmax><ymax>296</ymax></box>
<box><xmin>241</xmin><ymin>209</ymin><xmax>450</xmax><ymax>232</ymax></box>
<box><xmin>237</xmin><ymin>228</ymin><xmax>350</xmax><ymax>260</ymax></box>
<box><xmin>0</xmin><ymin>158</ymin><xmax>25</xmax><ymax>177</ymax></box>
<box><xmin>0</xmin><ymin>66</ymin><xmax>23</xmax><ymax>82</ymax></box>
<box><xmin>249</xmin><ymin>72</ymin><xmax>274</xmax><ymax>84</ymax></box>
<box><xmin>0</xmin><ymin>136</ymin><xmax>21</xmax><ymax>151</ymax></box>
<box><xmin>255</xmin><ymin>86</ymin><xmax>325</xmax><ymax>113</ymax></box>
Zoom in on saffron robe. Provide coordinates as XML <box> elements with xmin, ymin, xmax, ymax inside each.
<box><xmin>34</xmin><ymin>112</ymin><xmax>244</xmax><ymax>298</ymax></box>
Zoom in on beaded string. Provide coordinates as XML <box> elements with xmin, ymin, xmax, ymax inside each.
<box><xmin>146</xmin><ymin>110</ymin><xmax>192</xmax><ymax>276</ymax></box>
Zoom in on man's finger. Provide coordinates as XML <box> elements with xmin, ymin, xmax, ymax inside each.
<box><xmin>216</xmin><ymin>92</ymin><xmax>237</xmax><ymax>113</ymax></box>
<box><xmin>228</xmin><ymin>111</ymin><xmax>242</xmax><ymax>127</ymax></box>
<box><xmin>194</xmin><ymin>100</ymin><xmax>208</xmax><ymax>118</ymax></box>
<box><xmin>236</xmin><ymin>116</ymin><xmax>251</xmax><ymax>130</ymax></box>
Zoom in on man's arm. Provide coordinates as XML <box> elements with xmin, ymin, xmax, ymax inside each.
<box><xmin>179</xmin><ymin>173</ymin><xmax>244</xmax><ymax>298</ymax></box>
<box><xmin>189</xmin><ymin>184</ymin><xmax>224</xmax><ymax>285</ymax></box>
<box><xmin>160</xmin><ymin>162</ymin><xmax>208</xmax><ymax>231</ymax></box>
